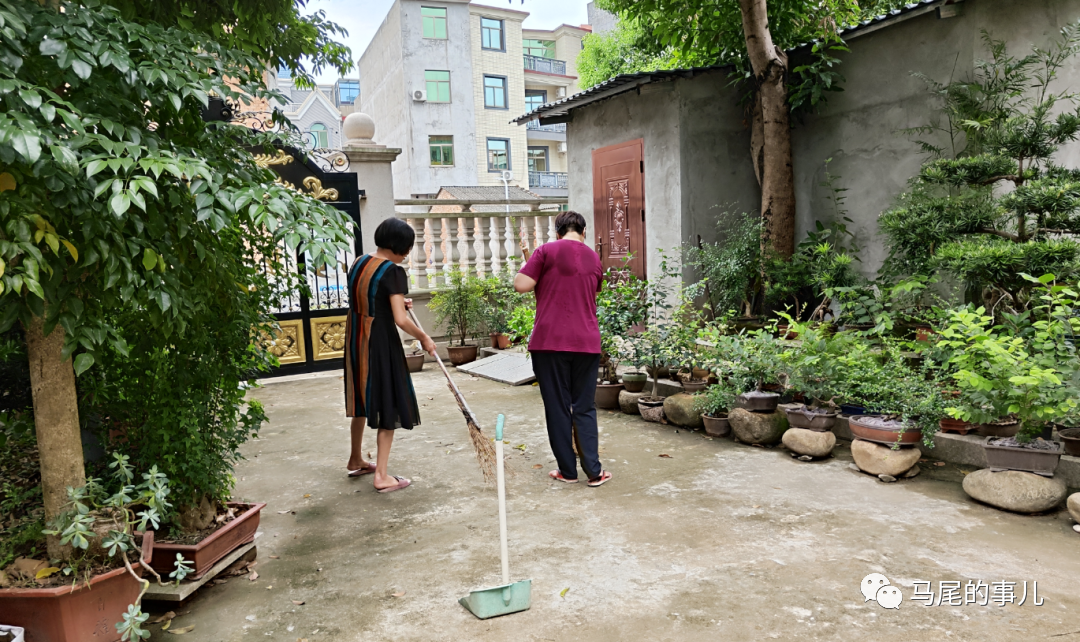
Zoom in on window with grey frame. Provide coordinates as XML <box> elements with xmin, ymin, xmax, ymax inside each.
<box><xmin>524</xmin><ymin>89</ymin><xmax>546</xmax><ymax>113</ymax></box>
<box><xmin>487</xmin><ymin>138</ymin><xmax>510</xmax><ymax>172</ymax></box>
<box><xmin>480</xmin><ymin>17</ymin><xmax>504</xmax><ymax>51</ymax></box>
<box><xmin>483</xmin><ymin>75</ymin><xmax>507</xmax><ymax>109</ymax></box>
<box><xmin>527</xmin><ymin>146</ymin><xmax>548</xmax><ymax>172</ymax></box>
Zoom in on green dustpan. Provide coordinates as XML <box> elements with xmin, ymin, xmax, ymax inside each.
<box><xmin>460</xmin><ymin>415</ymin><xmax>532</xmax><ymax>619</ymax></box>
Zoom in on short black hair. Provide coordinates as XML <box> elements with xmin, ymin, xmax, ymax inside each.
<box><xmin>555</xmin><ymin>211</ymin><xmax>586</xmax><ymax>237</ymax></box>
<box><xmin>374</xmin><ymin>217</ymin><xmax>416</xmax><ymax>255</ymax></box>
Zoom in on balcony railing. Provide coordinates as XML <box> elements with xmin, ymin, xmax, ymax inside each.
<box><xmin>529</xmin><ymin>171</ymin><xmax>568</xmax><ymax>190</ymax></box>
<box><xmin>526</xmin><ymin>120</ymin><xmax>567</xmax><ymax>133</ymax></box>
<box><xmin>394</xmin><ymin>198</ymin><xmax>567</xmax><ymax>290</ymax></box>
<box><xmin>523</xmin><ymin>54</ymin><xmax>566</xmax><ymax>76</ymax></box>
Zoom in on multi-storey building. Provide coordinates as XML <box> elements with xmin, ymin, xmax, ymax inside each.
<box><xmin>359</xmin><ymin>0</ymin><xmax>589</xmax><ymax>198</ymax></box>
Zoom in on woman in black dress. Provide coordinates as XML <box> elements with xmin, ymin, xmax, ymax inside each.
<box><xmin>344</xmin><ymin>218</ymin><xmax>436</xmax><ymax>492</ymax></box>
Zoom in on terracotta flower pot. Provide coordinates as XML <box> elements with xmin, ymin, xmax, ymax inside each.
<box><xmin>984</xmin><ymin>437</ymin><xmax>1063</xmax><ymax>477</ymax></box>
<box><xmin>682</xmin><ymin>380</ymin><xmax>707</xmax><ymax>393</ymax></box>
<box><xmin>405</xmin><ymin>353</ymin><xmax>425</xmax><ymax>373</ymax></box>
<box><xmin>702</xmin><ymin>413</ymin><xmax>730</xmax><ymax>437</ymax></box>
<box><xmin>637</xmin><ymin>397</ymin><xmax>665</xmax><ymax>423</ymax></box>
<box><xmin>150</xmin><ymin>502</ymin><xmax>264</xmax><ymax>579</ymax></box>
<box><xmin>621</xmin><ymin>372</ymin><xmax>647</xmax><ymax>393</ymax></box>
<box><xmin>595</xmin><ymin>382</ymin><xmax>624</xmax><ymax>410</ymax></box>
<box><xmin>848</xmin><ymin>415</ymin><xmax>920</xmax><ymax>446</ymax></box>
<box><xmin>938</xmin><ymin>417</ymin><xmax>974</xmax><ymax>435</ymax></box>
<box><xmin>489</xmin><ymin>333</ymin><xmax>511</xmax><ymax>349</ymax></box>
<box><xmin>976</xmin><ymin>417</ymin><xmax>1021</xmax><ymax>438</ymax></box>
<box><xmin>784</xmin><ymin>405</ymin><xmax>839</xmax><ymax>432</ymax></box>
<box><xmin>447</xmin><ymin>344</ymin><xmax>478</xmax><ymax>366</ymax></box>
<box><xmin>0</xmin><ymin>532</ymin><xmax>153</xmax><ymax>642</ymax></box>
<box><xmin>1058</xmin><ymin>427</ymin><xmax>1080</xmax><ymax>457</ymax></box>
<box><xmin>915</xmin><ymin>325</ymin><xmax>936</xmax><ymax>342</ymax></box>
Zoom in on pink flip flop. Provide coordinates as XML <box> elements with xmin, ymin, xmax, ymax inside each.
<box><xmin>548</xmin><ymin>470</ymin><xmax>578</xmax><ymax>484</ymax></box>
<box><xmin>377</xmin><ymin>476</ymin><xmax>412</xmax><ymax>493</ymax></box>
<box><xmin>347</xmin><ymin>463</ymin><xmax>376</xmax><ymax>477</ymax></box>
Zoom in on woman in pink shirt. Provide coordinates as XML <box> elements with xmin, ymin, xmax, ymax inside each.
<box><xmin>514</xmin><ymin>212</ymin><xmax>612</xmax><ymax>487</ymax></box>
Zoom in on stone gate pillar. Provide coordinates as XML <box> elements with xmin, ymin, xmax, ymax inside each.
<box><xmin>341</xmin><ymin>112</ymin><xmax>401</xmax><ymax>254</ymax></box>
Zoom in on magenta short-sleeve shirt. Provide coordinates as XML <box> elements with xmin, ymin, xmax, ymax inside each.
<box><xmin>518</xmin><ymin>239</ymin><xmax>603</xmax><ymax>353</ymax></box>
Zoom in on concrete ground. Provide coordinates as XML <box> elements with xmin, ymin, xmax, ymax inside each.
<box><xmin>146</xmin><ymin>369</ymin><xmax>1080</xmax><ymax>642</ymax></box>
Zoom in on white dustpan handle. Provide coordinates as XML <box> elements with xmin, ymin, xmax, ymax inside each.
<box><xmin>495</xmin><ymin>414</ymin><xmax>509</xmax><ymax>586</ymax></box>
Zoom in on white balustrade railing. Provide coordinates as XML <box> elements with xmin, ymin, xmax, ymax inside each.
<box><xmin>394</xmin><ymin>198</ymin><xmax>567</xmax><ymax>290</ymax></box>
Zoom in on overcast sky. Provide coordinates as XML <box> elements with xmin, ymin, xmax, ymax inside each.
<box><xmin>305</xmin><ymin>0</ymin><xmax>592</xmax><ymax>84</ymax></box>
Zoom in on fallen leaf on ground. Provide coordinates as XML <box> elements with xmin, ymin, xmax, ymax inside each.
<box><xmin>267</xmin><ymin>585</ymin><xmax>273</xmax><ymax>590</ymax></box>
<box><xmin>168</xmin><ymin>625</ymin><xmax>195</xmax><ymax>635</ymax></box>
<box><xmin>292</xmin><ymin>600</ymin><xmax>305</xmax><ymax>605</ymax></box>
<box><xmin>392</xmin><ymin>591</ymin><xmax>406</xmax><ymax>597</ymax></box>
<box><xmin>752</xmin><ymin>505</ymin><xmax>760</xmax><ymax>508</ymax></box>
<box><xmin>35</xmin><ymin>567</ymin><xmax>60</xmax><ymax>580</ymax></box>
<box><xmin>934</xmin><ymin>462</ymin><xmax>946</xmax><ymax>467</ymax></box>
<box><xmin>533</xmin><ymin>464</ymin><xmax>542</xmax><ymax>469</ymax></box>
<box><xmin>248</xmin><ymin>571</ymin><xmax>259</xmax><ymax>581</ymax></box>
<box><xmin>277</xmin><ymin>510</ymin><xmax>291</xmax><ymax>514</ymax></box>
<box><xmin>269</xmin><ymin>555</ymin><xmax>280</xmax><ymax>559</ymax></box>
<box><xmin>303</xmin><ymin>494</ymin><xmax>312</xmax><ymax>498</ymax></box>
<box><xmin>658</xmin><ymin>454</ymin><xmax>672</xmax><ymax>458</ymax></box>
<box><xmin>560</xmin><ymin>587</ymin><xmax>569</xmax><ymax>598</ymax></box>
<box><xmin>161</xmin><ymin>620</ymin><xmax>171</xmax><ymax>631</ymax></box>
<box><xmin>151</xmin><ymin>612</ymin><xmax>177</xmax><ymax>625</ymax></box>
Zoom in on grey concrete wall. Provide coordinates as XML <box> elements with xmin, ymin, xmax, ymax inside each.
<box><xmin>567</xmin><ymin>81</ymin><xmax>683</xmax><ymax>283</ymax></box>
<box><xmin>360</xmin><ymin>1</ymin><xmax>408</xmax><ymax>195</ymax></box>
<box><xmin>586</xmin><ymin>2</ymin><xmax>617</xmax><ymax>35</ymax></box>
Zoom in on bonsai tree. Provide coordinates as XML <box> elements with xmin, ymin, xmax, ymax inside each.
<box><xmin>480</xmin><ymin>273</ymin><xmax>527</xmax><ymax>337</ymax></box>
<box><xmin>938</xmin><ymin>274</ymin><xmax>1080</xmax><ymax>443</ymax></box>
<box><xmin>430</xmin><ymin>267</ymin><xmax>485</xmax><ymax>347</ymax></box>
<box><xmin>0</xmin><ymin>0</ymin><xmax>353</xmax><ymax>557</ymax></box>
<box><xmin>695</xmin><ymin>378</ymin><xmax>741</xmax><ymax>419</ymax></box>
<box><xmin>880</xmin><ymin>26</ymin><xmax>1080</xmax><ymax>314</ymax></box>
<box><xmin>686</xmin><ymin>211</ymin><xmax>763</xmax><ymax>319</ymax></box>
<box><xmin>43</xmin><ymin>453</ymin><xmax>193</xmax><ymax>640</ymax></box>
<box><xmin>661</xmin><ymin>297</ymin><xmax>708</xmax><ymax>383</ymax></box>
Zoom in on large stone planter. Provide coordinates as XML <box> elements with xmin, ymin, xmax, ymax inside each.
<box><xmin>619</xmin><ymin>390</ymin><xmax>644</xmax><ymax>415</ymax></box>
<box><xmin>0</xmin><ymin>532</ymin><xmax>153</xmax><ymax>642</ymax></box>
<box><xmin>637</xmin><ymin>397</ymin><xmax>665</xmax><ymax>423</ymax></box>
<box><xmin>728</xmin><ymin>408</ymin><xmax>787</xmax><ymax>445</ymax></box>
<box><xmin>1068</xmin><ymin>493</ymin><xmax>1080</xmax><ymax>523</ymax></box>
<box><xmin>663</xmin><ymin>393</ymin><xmax>704</xmax><ymax>428</ymax></box>
<box><xmin>782</xmin><ymin>427</ymin><xmax>836</xmax><ymax>458</ymax></box>
<box><xmin>702</xmin><ymin>414</ymin><xmax>730</xmax><ymax>437</ymax></box>
<box><xmin>984</xmin><ymin>438</ymin><xmax>1063</xmax><ymax>477</ymax></box>
<box><xmin>595</xmin><ymin>383</ymin><xmax>624</xmax><ymax>410</ymax></box>
<box><xmin>621</xmin><ymin>372</ymin><xmax>647</xmax><ymax>393</ymax></box>
<box><xmin>151</xmin><ymin>502</ymin><xmax>264</xmax><ymax>579</ymax></box>
<box><xmin>962</xmin><ymin>469</ymin><xmax>1067</xmax><ymax>513</ymax></box>
<box><xmin>850</xmin><ymin>438</ymin><xmax>921</xmax><ymax>477</ymax></box>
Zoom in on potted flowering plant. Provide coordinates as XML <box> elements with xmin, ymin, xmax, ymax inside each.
<box><xmin>938</xmin><ymin>274</ymin><xmax>1079</xmax><ymax>476</ymax></box>
<box><xmin>0</xmin><ymin>454</ymin><xmax>192</xmax><ymax>642</ymax></box>
<box><xmin>695</xmin><ymin>379</ymin><xmax>740</xmax><ymax>437</ymax></box>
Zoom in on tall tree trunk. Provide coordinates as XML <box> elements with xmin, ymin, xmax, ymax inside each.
<box><xmin>739</xmin><ymin>0</ymin><xmax>797</xmax><ymax>258</ymax></box>
<box><xmin>25</xmin><ymin>314</ymin><xmax>85</xmax><ymax>560</ymax></box>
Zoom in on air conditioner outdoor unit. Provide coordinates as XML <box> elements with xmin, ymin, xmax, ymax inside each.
<box><xmin>557</xmin><ymin>142</ymin><xmax>567</xmax><ymax>153</ymax></box>
<box><xmin>412</xmin><ymin>89</ymin><xmax>427</xmax><ymax>102</ymax></box>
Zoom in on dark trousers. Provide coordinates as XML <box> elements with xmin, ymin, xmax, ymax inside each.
<box><xmin>531</xmin><ymin>351</ymin><xmax>602</xmax><ymax>481</ymax></box>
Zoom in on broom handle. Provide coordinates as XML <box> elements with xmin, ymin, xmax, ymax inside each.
<box><xmin>495</xmin><ymin>414</ymin><xmax>509</xmax><ymax>585</ymax></box>
<box><xmin>406</xmin><ymin>308</ymin><xmax>479</xmax><ymax>422</ymax></box>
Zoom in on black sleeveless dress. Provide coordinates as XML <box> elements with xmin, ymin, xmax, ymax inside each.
<box><xmin>343</xmin><ymin>255</ymin><xmax>421</xmax><ymax>429</ymax></box>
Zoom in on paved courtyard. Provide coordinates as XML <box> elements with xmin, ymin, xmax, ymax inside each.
<box><xmin>147</xmin><ymin>369</ymin><xmax>1080</xmax><ymax>641</ymax></box>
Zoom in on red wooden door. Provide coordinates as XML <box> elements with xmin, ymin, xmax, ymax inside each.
<box><xmin>592</xmin><ymin>139</ymin><xmax>645</xmax><ymax>278</ymax></box>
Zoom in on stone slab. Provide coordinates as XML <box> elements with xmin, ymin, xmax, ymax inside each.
<box><xmin>455</xmin><ymin>352</ymin><xmax>535</xmax><ymax>386</ymax></box>
<box><xmin>143</xmin><ymin>541</ymin><xmax>257</xmax><ymax>603</ymax></box>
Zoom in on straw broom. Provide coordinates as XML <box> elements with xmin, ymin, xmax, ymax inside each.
<box><xmin>407</xmin><ymin>308</ymin><xmax>497</xmax><ymax>482</ymax></box>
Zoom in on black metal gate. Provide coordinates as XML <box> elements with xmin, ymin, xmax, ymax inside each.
<box><xmin>251</xmin><ymin>145</ymin><xmax>363</xmax><ymax>375</ymax></box>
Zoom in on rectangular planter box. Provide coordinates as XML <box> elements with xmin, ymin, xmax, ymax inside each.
<box><xmin>984</xmin><ymin>438</ymin><xmax>1063</xmax><ymax>477</ymax></box>
<box><xmin>150</xmin><ymin>502</ymin><xmax>264</xmax><ymax>579</ymax></box>
<box><xmin>0</xmin><ymin>532</ymin><xmax>153</xmax><ymax>642</ymax></box>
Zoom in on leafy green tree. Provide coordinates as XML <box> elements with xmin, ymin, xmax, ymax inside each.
<box><xmin>577</xmin><ymin>20</ymin><xmax>681</xmax><ymax>90</ymax></box>
<box><xmin>880</xmin><ymin>26</ymin><xmax>1080</xmax><ymax>312</ymax></box>
<box><xmin>0</xmin><ymin>0</ymin><xmax>352</xmax><ymax>557</ymax></box>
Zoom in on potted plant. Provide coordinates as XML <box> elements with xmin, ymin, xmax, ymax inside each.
<box><xmin>778</xmin><ymin>317</ymin><xmax>844</xmax><ymax>431</ymax></box>
<box><xmin>701</xmin><ymin>327</ymin><xmax>786</xmax><ymax>413</ymax></box>
<box><xmin>0</xmin><ymin>454</ymin><xmax>193</xmax><ymax>642</ymax></box>
<box><xmin>405</xmin><ymin>342</ymin><xmax>426</xmax><ymax>373</ymax></box>
<box><xmin>480</xmin><ymin>273</ymin><xmax>525</xmax><ymax>350</ymax></box>
<box><xmin>695</xmin><ymin>379</ymin><xmax>739</xmax><ymax>437</ymax></box>
<box><xmin>664</xmin><ymin>299</ymin><xmax>708</xmax><ymax>392</ymax></box>
<box><xmin>430</xmin><ymin>267</ymin><xmax>485</xmax><ymax>365</ymax></box>
<box><xmin>610</xmin><ymin>335</ymin><xmax>646</xmax><ymax>392</ymax></box>
<box><xmin>596</xmin><ymin>335</ymin><xmax>625</xmax><ymax>410</ymax></box>
<box><xmin>507</xmin><ymin>304</ymin><xmax>535</xmax><ymax>346</ymax></box>
<box><xmin>938</xmin><ymin>275</ymin><xmax>1078</xmax><ymax>476</ymax></box>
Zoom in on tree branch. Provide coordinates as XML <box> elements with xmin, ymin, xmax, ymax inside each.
<box><xmin>975</xmin><ymin>228</ymin><xmax>1021</xmax><ymax>242</ymax></box>
<box><xmin>976</xmin><ymin>175</ymin><xmax>1021</xmax><ymax>186</ymax></box>
<box><xmin>1037</xmin><ymin>228</ymin><xmax>1080</xmax><ymax>235</ymax></box>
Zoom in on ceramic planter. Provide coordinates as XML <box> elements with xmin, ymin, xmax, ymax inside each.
<box><xmin>594</xmin><ymin>382</ymin><xmax>624</xmax><ymax>410</ymax></box>
<box><xmin>701</xmin><ymin>413</ymin><xmax>730</xmax><ymax>437</ymax></box>
<box><xmin>784</xmin><ymin>405</ymin><xmax>839</xmax><ymax>432</ymax></box>
<box><xmin>405</xmin><ymin>353</ymin><xmax>425</xmax><ymax>373</ymax></box>
<box><xmin>637</xmin><ymin>397</ymin><xmax>665</xmax><ymax>423</ymax></box>
<box><xmin>738</xmin><ymin>391</ymin><xmax>780</xmax><ymax>413</ymax></box>
<box><xmin>489</xmin><ymin>333</ymin><xmax>511</xmax><ymax>349</ymax></box>
<box><xmin>914</xmin><ymin>325</ymin><xmax>936</xmax><ymax>342</ymax></box>
<box><xmin>938</xmin><ymin>417</ymin><xmax>975</xmax><ymax>435</ymax></box>
<box><xmin>848</xmin><ymin>415</ymin><xmax>921</xmax><ymax>446</ymax></box>
<box><xmin>977</xmin><ymin>417</ymin><xmax>1021</xmax><ymax>438</ymax></box>
<box><xmin>447</xmin><ymin>345</ymin><xmax>478</xmax><ymax>366</ymax></box>
<box><xmin>0</xmin><ymin>532</ymin><xmax>153</xmax><ymax>642</ymax></box>
<box><xmin>621</xmin><ymin>372</ymin><xmax>647</xmax><ymax>393</ymax></box>
<box><xmin>150</xmin><ymin>502</ymin><xmax>264</xmax><ymax>580</ymax></box>
<box><xmin>682</xmin><ymin>380</ymin><xmax>707</xmax><ymax>393</ymax></box>
<box><xmin>1059</xmin><ymin>427</ymin><xmax>1080</xmax><ymax>457</ymax></box>
<box><xmin>984</xmin><ymin>438</ymin><xmax>1063</xmax><ymax>477</ymax></box>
